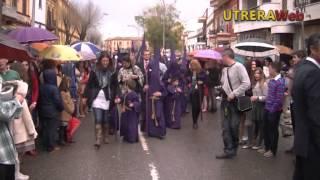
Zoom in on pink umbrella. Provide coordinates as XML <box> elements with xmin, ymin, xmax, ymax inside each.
<box><xmin>194</xmin><ymin>49</ymin><xmax>222</xmax><ymax>61</ymax></box>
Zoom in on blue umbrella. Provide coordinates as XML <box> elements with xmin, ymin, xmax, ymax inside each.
<box><xmin>71</xmin><ymin>42</ymin><xmax>101</xmax><ymax>60</ymax></box>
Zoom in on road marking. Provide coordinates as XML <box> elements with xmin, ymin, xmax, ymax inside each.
<box><xmin>149</xmin><ymin>163</ymin><xmax>160</xmax><ymax>180</ymax></box>
<box><xmin>139</xmin><ymin>131</ymin><xmax>160</xmax><ymax>180</ymax></box>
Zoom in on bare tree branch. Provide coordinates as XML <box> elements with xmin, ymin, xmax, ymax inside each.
<box><xmin>72</xmin><ymin>0</ymin><xmax>103</xmax><ymax>41</ymax></box>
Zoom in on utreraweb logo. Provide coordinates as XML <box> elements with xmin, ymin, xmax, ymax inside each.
<box><xmin>224</xmin><ymin>10</ymin><xmax>304</xmax><ymax>21</ymax></box>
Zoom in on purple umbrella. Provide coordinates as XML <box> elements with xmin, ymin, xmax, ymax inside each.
<box><xmin>8</xmin><ymin>27</ymin><xmax>58</xmax><ymax>44</ymax></box>
<box><xmin>194</xmin><ymin>49</ymin><xmax>222</xmax><ymax>61</ymax></box>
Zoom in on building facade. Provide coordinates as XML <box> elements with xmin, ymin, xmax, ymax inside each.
<box><xmin>1</xmin><ymin>0</ymin><xmax>31</xmax><ymax>28</ymax></box>
<box><xmin>31</xmin><ymin>0</ymin><xmax>46</xmax><ymax>29</ymax></box>
<box><xmin>234</xmin><ymin>0</ymin><xmax>320</xmax><ymax>50</ymax></box>
<box><xmin>46</xmin><ymin>0</ymin><xmax>80</xmax><ymax>44</ymax></box>
<box><xmin>104</xmin><ymin>37</ymin><xmax>143</xmax><ymax>54</ymax></box>
<box><xmin>210</xmin><ymin>0</ymin><xmax>238</xmax><ymax>48</ymax></box>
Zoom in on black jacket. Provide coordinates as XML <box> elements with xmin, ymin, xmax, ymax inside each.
<box><xmin>84</xmin><ymin>70</ymin><xmax>118</xmax><ymax>109</ymax></box>
<box><xmin>38</xmin><ymin>69</ymin><xmax>64</xmax><ymax>119</ymax></box>
<box><xmin>292</xmin><ymin>59</ymin><xmax>320</xmax><ymax>158</ymax></box>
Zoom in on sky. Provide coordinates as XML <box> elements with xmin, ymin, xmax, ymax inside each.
<box><xmin>77</xmin><ymin>0</ymin><xmax>210</xmax><ymax>39</ymax></box>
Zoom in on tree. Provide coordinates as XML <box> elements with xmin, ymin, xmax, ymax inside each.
<box><xmin>86</xmin><ymin>29</ymin><xmax>103</xmax><ymax>46</ymax></box>
<box><xmin>135</xmin><ymin>3</ymin><xmax>184</xmax><ymax>50</ymax></box>
<box><xmin>59</xmin><ymin>1</ymin><xmax>78</xmax><ymax>44</ymax></box>
<box><xmin>73</xmin><ymin>0</ymin><xmax>103</xmax><ymax>41</ymax></box>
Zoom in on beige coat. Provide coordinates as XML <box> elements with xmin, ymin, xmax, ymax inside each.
<box><xmin>7</xmin><ymin>80</ymin><xmax>37</xmax><ymax>144</ymax></box>
<box><xmin>61</xmin><ymin>91</ymin><xmax>75</xmax><ymax>122</ymax></box>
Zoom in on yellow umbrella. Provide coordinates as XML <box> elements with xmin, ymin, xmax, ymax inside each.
<box><xmin>40</xmin><ymin>45</ymin><xmax>82</xmax><ymax>61</ymax></box>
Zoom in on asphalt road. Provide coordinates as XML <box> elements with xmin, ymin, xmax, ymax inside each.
<box><xmin>22</xmin><ymin>107</ymin><xmax>295</xmax><ymax>180</ymax></box>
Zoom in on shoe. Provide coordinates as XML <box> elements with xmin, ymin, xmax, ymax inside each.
<box><xmin>193</xmin><ymin>123</ymin><xmax>198</xmax><ymax>129</ymax></box>
<box><xmin>258</xmin><ymin>149</ymin><xmax>266</xmax><ymax>154</ymax></box>
<box><xmin>26</xmin><ymin>150</ymin><xmax>37</xmax><ymax>156</ymax></box>
<box><xmin>263</xmin><ymin>151</ymin><xmax>274</xmax><ymax>158</ymax></box>
<box><xmin>285</xmin><ymin>148</ymin><xmax>294</xmax><ymax>154</ymax></box>
<box><xmin>79</xmin><ymin>114</ymin><xmax>85</xmax><ymax>118</ymax></box>
<box><xmin>16</xmin><ymin>172</ymin><xmax>29</xmax><ymax>180</ymax></box>
<box><xmin>216</xmin><ymin>153</ymin><xmax>235</xmax><ymax>159</ymax></box>
<box><xmin>103</xmin><ymin>124</ymin><xmax>110</xmax><ymax>144</ymax></box>
<box><xmin>241</xmin><ymin>145</ymin><xmax>251</xmax><ymax>149</ymax></box>
<box><xmin>252</xmin><ymin>146</ymin><xmax>261</xmax><ymax>150</ymax></box>
<box><xmin>94</xmin><ymin>124</ymin><xmax>102</xmax><ymax>148</ymax></box>
<box><xmin>158</xmin><ymin>136</ymin><xmax>165</xmax><ymax>140</ymax></box>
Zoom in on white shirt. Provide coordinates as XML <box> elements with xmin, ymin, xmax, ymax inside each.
<box><xmin>306</xmin><ymin>57</ymin><xmax>320</xmax><ymax>69</ymax></box>
<box><xmin>92</xmin><ymin>90</ymin><xmax>110</xmax><ymax>110</ymax></box>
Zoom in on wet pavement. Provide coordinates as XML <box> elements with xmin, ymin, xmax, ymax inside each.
<box><xmin>22</xmin><ymin>108</ymin><xmax>295</xmax><ymax>180</ymax></box>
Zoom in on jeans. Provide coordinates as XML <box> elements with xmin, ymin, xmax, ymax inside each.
<box><xmin>208</xmin><ymin>87</ymin><xmax>217</xmax><ymax>112</ymax></box>
<box><xmin>221</xmin><ymin>100</ymin><xmax>241</xmax><ymax>155</ymax></box>
<box><xmin>190</xmin><ymin>90</ymin><xmax>201</xmax><ymax>124</ymax></box>
<box><xmin>264</xmin><ymin>110</ymin><xmax>281</xmax><ymax>155</ymax></box>
<box><xmin>42</xmin><ymin>117</ymin><xmax>59</xmax><ymax>151</ymax></box>
<box><xmin>93</xmin><ymin>108</ymin><xmax>110</xmax><ymax>125</ymax></box>
<box><xmin>0</xmin><ymin>164</ymin><xmax>15</xmax><ymax>180</ymax></box>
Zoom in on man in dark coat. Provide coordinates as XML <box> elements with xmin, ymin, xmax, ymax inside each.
<box><xmin>292</xmin><ymin>33</ymin><xmax>320</xmax><ymax>180</ymax></box>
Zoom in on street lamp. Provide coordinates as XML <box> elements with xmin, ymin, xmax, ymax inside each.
<box><xmin>160</xmin><ymin>0</ymin><xmax>166</xmax><ymax>50</ymax></box>
<box><xmin>295</xmin><ymin>0</ymin><xmax>308</xmax><ymax>52</ymax></box>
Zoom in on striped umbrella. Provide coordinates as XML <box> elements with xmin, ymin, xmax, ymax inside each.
<box><xmin>71</xmin><ymin>42</ymin><xmax>101</xmax><ymax>61</ymax></box>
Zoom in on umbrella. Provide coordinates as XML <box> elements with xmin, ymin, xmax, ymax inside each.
<box><xmin>40</xmin><ymin>45</ymin><xmax>82</xmax><ymax>61</ymax></box>
<box><xmin>8</xmin><ymin>27</ymin><xmax>58</xmax><ymax>44</ymax></box>
<box><xmin>31</xmin><ymin>42</ymin><xmax>50</xmax><ymax>52</ymax></box>
<box><xmin>71</xmin><ymin>42</ymin><xmax>101</xmax><ymax>61</ymax></box>
<box><xmin>194</xmin><ymin>49</ymin><xmax>222</xmax><ymax>61</ymax></box>
<box><xmin>0</xmin><ymin>33</ymin><xmax>33</xmax><ymax>61</ymax></box>
<box><xmin>233</xmin><ymin>38</ymin><xmax>279</xmax><ymax>57</ymax></box>
<box><xmin>276</xmin><ymin>45</ymin><xmax>293</xmax><ymax>55</ymax></box>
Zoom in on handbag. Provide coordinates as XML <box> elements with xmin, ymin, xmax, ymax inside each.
<box><xmin>67</xmin><ymin>117</ymin><xmax>81</xmax><ymax>141</ymax></box>
<box><xmin>227</xmin><ymin>68</ymin><xmax>252</xmax><ymax>112</ymax></box>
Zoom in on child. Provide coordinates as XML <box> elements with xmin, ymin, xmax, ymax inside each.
<box><xmin>116</xmin><ymin>79</ymin><xmax>140</xmax><ymax>143</ymax></box>
<box><xmin>164</xmin><ymin>77</ymin><xmax>183</xmax><ymax>129</ymax></box>
<box><xmin>59</xmin><ymin>76</ymin><xmax>75</xmax><ymax>145</ymax></box>
<box><xmin>260</xmin><ymin>62</ymin><xmax>286</xmax><ymax>157</ymax></box>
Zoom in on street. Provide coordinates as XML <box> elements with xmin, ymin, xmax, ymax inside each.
<box><xmin>22</xmin><ymin>107</ymin><xmax>295</xmax><ymax>180</ymax></box>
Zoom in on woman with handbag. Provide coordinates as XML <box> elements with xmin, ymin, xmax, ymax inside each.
<box><xmin>59</xmin><ymin>76</ymin><xmax>75</xmax><ymax>145</ymax></box>
<box><xmin>84</xmin><ymin>52</ymin><xmax>118</xmax><ymax>149</ymax></box>
<box><xmin>188</xmin><ymin>59</ymin><xmax>207</xmax><ymax>129</ymax></box>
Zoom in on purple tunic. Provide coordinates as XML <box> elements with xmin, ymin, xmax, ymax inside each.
<box><xmin>120</xmin><ymin>91</ymin><xmax>141</xmax><ymax>143</ymax></box>
<box><xmin>164</xmin><ymin>84</ymin><xmax>182</xmax><ymax>129</ymax></box>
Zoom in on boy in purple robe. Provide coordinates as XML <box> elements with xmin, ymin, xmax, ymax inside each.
<box><xmin>116</xmin><ymin>80</ymin><xmax>141</xmax><ymax>143</ymax></box>
<box><xmin>164</xmin><ymin>77</ymin><xmax>183</xmax><ymax>129</ymax></box>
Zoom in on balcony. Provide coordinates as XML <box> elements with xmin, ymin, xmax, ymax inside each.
<box><xmin>210</xmin><ymin>0</ymin><xmax>228</xmax><ymax>8</ymax></box>
<box><xmin>303</xmin><ymin>0</ymin><xmax>320</xmax><ymax>21</ymax></box>
<box><xmin>198</xmin><ymin>16</ymin><xmax>207</xmax><ymax>23</ymax></box>
<box><xmin>2</xmin><ymin>4</ymin><xmax>19</xmax><ymax>20</ymax></box>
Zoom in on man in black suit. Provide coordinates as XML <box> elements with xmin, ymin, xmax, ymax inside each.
<box><xmin>292</xmin><ymin>33</ymin><xmax>320</xmax><ymax>180</ymax></box>
<box><xmin>138</xmin><ymin>50</ymin><xmax>151</xmax><ymax>132</ymax></box>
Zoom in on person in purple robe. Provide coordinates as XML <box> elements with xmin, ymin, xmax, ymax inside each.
<box><xmin>164</xmin><ymin>77</ymin><xmax>183</xmax><ymax>129</ymax></box>
<box><xmin>144</xmin><ymin>48</ymin><xmax>167</xmax><ymax>139</ymax></box>
<box><xmin>115</xmin><ymin>79</ymin><xmax>141</xmax><ymax>143</ymax></box>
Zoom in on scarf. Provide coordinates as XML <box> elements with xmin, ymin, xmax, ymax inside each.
<box><xmin>96</xmin><ymin>69</ymin><xmax>111</xmax><ymax>89</ymax></box>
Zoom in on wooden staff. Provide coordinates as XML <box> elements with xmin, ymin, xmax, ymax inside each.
<box><xmin>151</xmin><ymin>96</ymin><xmax>159</xmax><ymax>127</ymax></box>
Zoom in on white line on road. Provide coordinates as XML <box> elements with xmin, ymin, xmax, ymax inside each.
<box><xmin>139</xmin><ymin>131</ymin><xmax>160</xmax><ymax>180</ymax></box>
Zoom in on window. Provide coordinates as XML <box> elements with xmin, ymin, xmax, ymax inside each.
<box><xmin>262</xmin><ymin>0</ymin><xmax>271</xmax><ymax>3</ymax></box>
<box><xmin>39</xmin><ymin>0</ymin><xmax>42</xmax><ymax>9</ymax></box>
<box><xmin>22</xmin><ymin>0</ymin><xmax>27</xmax><ymax>15</ymax></box>
<box><xmin>310</xmin><ymin>0</ymin><xmax>320</xmax><ymax>3</ymax></box>
<box><xmin>12</xmin><ymin>0</ymin><xmax>17</xmax><ymax>7</ymax></box>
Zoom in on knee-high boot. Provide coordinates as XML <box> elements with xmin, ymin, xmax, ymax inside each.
<box><xmin>102</xmin><ymin>124</ymin><xmax>110</xmax><ymax>144</ymax></box>
<box><xmin>94</xmin><ymin>124</ymin><xmax>102</xmax><ymax>149</ymax></box>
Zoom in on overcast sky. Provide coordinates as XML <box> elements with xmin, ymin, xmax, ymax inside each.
<box><xmin>77</xmin><ymin>0</ymin><xmax>210</xmax><ymax>39</ymax></box>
